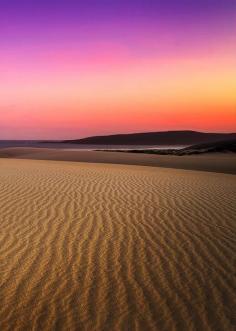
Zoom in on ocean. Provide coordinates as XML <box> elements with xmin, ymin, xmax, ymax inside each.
<box><xmin>0</xmin><ymin>141</ymin><xmax>186</xmax><ymax>150</ymax></box>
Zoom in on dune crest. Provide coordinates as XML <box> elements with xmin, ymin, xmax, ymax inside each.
<box><xmin>0</xmin><ymin>159</ymin><xmax>235</xmax><ymax>330</ymax></box>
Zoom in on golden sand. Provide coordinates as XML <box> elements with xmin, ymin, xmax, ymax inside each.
<box><xmin>0</xmin><ymin>159</ymin><xmax>235</xmax><ymax>330</ymax></box>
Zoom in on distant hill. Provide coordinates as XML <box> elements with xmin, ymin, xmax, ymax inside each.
<box><xmin>64</xmin><ymin>131</ymin><xmax>236</xmax><ymax>146</ymax></box>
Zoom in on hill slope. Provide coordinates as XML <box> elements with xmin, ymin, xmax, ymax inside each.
<box><xmin>64</xmin><ymin>131</ymin><xmax>236</xmax><ymax>145</ymax></box>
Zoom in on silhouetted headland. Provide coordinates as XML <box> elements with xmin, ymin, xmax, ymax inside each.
<box><xmin>63</xmin><ymin>130</ymin><xmax>236</xmax><ymax>145</ymax></box>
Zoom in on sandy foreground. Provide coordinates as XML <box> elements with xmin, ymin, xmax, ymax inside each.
<box><xmin>0</xmin><ymin>158</ymin><xmax>236</xmax><ymax>330</ymax></box>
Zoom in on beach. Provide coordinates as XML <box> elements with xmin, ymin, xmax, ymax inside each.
<box><xmin>0</xmin><ymin>157</ymin><xmax>235</xmax><ymax>330</ymax></box>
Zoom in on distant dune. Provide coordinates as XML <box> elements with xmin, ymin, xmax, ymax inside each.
<box><xmin>121</xmin><ymin>139</ymin><xmax>236</xmax><ymax>156</ymax></box>
<box><xmin>181</xmin><ymin>139</ymin><xmax>236</xmax><ymax>154</ymax></box>
<box><xmin>0</xmin><ymin>158</ymin><xmax>235</xmax><ymax>330</ymax></box>
<box><xmin>63</xmin><ymin>130</ymin><xmax>236</xmax><ymax>145</ymax></box>
<box><xmin>1</xmin><ymin>147</ymin><xmax>236</xmax><ymax>174</ymax></box>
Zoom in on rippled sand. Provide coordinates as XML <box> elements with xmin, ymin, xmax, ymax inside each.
<box><xmin>0</xmin><ymin>159</ymin><xmax>235</xmax><ymax>330</ymax></box>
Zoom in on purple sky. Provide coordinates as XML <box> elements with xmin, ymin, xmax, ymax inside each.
<box><xmin>1</xmin><ymin>0</ymin><xmax>236</xmax><ymax>139</ymax></box>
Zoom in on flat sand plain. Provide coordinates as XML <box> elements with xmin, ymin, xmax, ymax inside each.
<box><xmin>1</xmin><ymin>147</ymin><xmax>236</xmax><ymax>174</ymax></box>
<box><xmin>0</xmin><ymin>158</ymin><xmax>236</xmax><ymax>330</ymax></box>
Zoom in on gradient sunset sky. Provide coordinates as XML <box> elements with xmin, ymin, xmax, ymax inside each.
<box><xmin>1</xmin><ymin>0</ymin><xmax>236</xmax><ymax>139</ymax></box>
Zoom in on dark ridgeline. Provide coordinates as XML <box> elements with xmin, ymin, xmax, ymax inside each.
<box><xmin>63</xmin><ymin>131</ymin><xmax>236</xmax><ymax>146</ymax></box>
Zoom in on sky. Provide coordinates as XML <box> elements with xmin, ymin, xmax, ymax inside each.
<box><xmin>0</xmin><ymin>0</ymin><xmax>236</xmax><ymax>139</ymax></box>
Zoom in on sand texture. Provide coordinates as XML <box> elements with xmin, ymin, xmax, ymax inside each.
<box><xmin>0</xmin><ymin>159</ymin><xmax>236</xmax><ymax>330</ymax></box>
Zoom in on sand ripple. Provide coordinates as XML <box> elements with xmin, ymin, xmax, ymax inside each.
<box><xmin>0</xmin><ymin>159</ymin><xmax>235</xmax><ymax>330</ymax></box>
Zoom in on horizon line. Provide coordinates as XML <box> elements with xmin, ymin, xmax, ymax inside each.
<box><xmin>1</xmin><ymin>129</ymin><xmax>236</xmax><ymax>141</ymax></box>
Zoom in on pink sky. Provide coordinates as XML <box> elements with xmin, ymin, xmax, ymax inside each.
<box><xmin>1</xmin><ymin>2</ymin><xmax>236</xmax><ymax>139</ymax></box>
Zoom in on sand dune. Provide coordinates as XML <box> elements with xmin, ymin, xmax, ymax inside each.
<box><xmin>1</xmin><ymin>147</ymin><xmax>236</xmax><ymax>174</ymax></box>
<box><xmin>0</xmin><ymin>159</ymin><xmax>236</xmax><ymax>330</ymax></box>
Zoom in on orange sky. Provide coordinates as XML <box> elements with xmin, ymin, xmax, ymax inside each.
<box><xmin>1</xmin><ymin>1</ymin><xmax>236</xmax><ymax>139</ymax></box>
<box><xmin>1</xmin><ymin>55</ymin><xmax>235</xmax><ymax>138</ymax></box>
